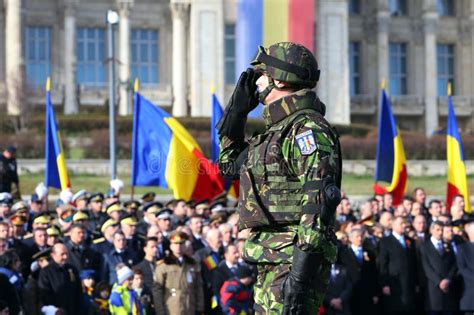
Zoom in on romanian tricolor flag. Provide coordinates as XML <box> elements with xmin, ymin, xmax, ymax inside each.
<box><xmin>373</xmin><ymin>89</ymin><xmax>408</xmax><ymax>206</ymax></box>
<box><xmin>203</xmin><ymin>254</ymin><xmax>219</xmax><ymax>271</ymax></box>
<box><xmin>131</xmin><ymin>83</ymin><xmax>224</xmax><ymax>201</ymax></box>
<box><xmin>236</xmin><ymin>0</ymin><xmax>314</xmax><ymax>117</ymax></box>
<box><xmin>446</xmin><ymin>86</ymin><xmax>471</xmax><ymax>212</ymax></box>
<box><xmin>45</xmin><ymin>78</ymin><xmax>71</xmax><ymax>190</ymax></box>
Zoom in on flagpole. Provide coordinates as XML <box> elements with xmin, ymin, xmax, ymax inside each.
<box><xmin>131</xmin><ymin>78</ymin><xmax>140</xmax><ymax>200</ymax></box>
<box><xmin>107</xmin><ymin>11</ymin><xmax>119</xmax><ymax>180</ymax></box>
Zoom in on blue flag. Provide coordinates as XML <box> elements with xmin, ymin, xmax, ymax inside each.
<box><xmin>45</xmin><ymin>79</ymin><xmax>70</xmax><ymax>190</ymax></box>
<box><xmin>131</xmin><ymin>92</ymin><xmax>172</xmax><ymax>187</ymax></box>
<box><xmin>211</xmin><ymin>94</ymin><xmax>223</xmax><ymax>162</ymax></box>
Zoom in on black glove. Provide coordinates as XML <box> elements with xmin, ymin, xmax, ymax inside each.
<box><xmin>320</xmin><ymin>176</ymin><xmax>341</xmax><ymax>226</ymax></box>
<box><xmin>281</xmin><ymin>247</ymin><xmax>323</xmax><ymax>315</ymax></box>
<box><xmin>216</xmin><ymin>68</ymin><xmax>260</xmax><ymax>140</ymax></box>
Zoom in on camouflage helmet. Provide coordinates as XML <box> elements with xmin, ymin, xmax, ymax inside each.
<box><xmin>251</xmin><ymin>42</ymin><xmax>320</xmax><ymax>88</ymax></box>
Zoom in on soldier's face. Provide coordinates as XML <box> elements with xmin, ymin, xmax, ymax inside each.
<box><xmin>170</xmin><ymin>242</ymin><xmax>184</xmax><ymax>257</ymax></box>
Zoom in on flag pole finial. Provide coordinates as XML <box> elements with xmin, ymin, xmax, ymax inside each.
<box><xmin>134</xmin><ymin>78</ymin><xmax>139</xmax><ymax>93</ymax></box>
<box><xmin>381</xmin><ymin>79</ymin><xmax>386</xmax><ymax>90</ymax></box>
<box><xmin>46</xmin><ymin>77</ymin><xmax>51</xmax><ymax>92</ymax></box>
<box><xmin>447</xmin><ymin>82</ymin><xmax>452</xmax><ymax>96</ymax></box>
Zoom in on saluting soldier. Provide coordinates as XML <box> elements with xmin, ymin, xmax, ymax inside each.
<box><xmin>153</xmin><ymin>230</ymin><xmax>204</xmax><ymax>315</ymax></box>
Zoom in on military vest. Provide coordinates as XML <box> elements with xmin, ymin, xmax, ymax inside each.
<box><xmin>238</xmin><ymin>90</ymin><xmax>340</xmax><ymax>229</ymax></box>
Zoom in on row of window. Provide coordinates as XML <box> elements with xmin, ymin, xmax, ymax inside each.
<box><xmin>349</xmin><ymin>42</ymin><xmax>455</xmax><ymax>96</ymax></box>
<box><xmin>350</xmin><ymin>0</ymin><xmax>455</xmax><ymax>17</ymax></box>
<box><xmin>25</xmin><ymin>26</ymin><xmax>159</xmax><ymax>86</ymax></box>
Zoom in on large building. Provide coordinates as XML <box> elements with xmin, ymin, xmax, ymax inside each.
<box><xmin>0</xmin><ymin>0</ymin><xmax>471</xmax><ymax>135</ymax></box>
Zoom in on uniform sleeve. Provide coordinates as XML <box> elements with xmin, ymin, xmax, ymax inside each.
<box><xmin>283</xmin><ymin>118</ymin><xmax>341</xmax><ymax>251</ymax></box>
<box><xmin>152</xmin><ymin>264</ymin><xmax>166</xmax><ymax>315</ymax></box>
<box><xmin>218</xmin><ymin>136</ymin><xmax>249</xmax><ymax>178</ymax></box>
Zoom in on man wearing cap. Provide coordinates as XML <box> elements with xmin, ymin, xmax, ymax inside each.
<box><xmin>106</xmin><ymin>202</ymin><xmax>123</xmax><ymax>222</ymax></box>
<box><xmin>46</xmin><ymin>225</ymin><xmax>61</xmax><ymax>247</ymax></box>
<box><xmin>72</xmin><ymin>190</ymin><xmax>89</xmax><ymax>211</ymax></box>
<box><xmin>38</xmin><ymin>243</ymin><xmax>82</xmax><ymax>315</ymax></box>
<box><xmin>65</xmin><ymin>224</ymin><xmax>102</xmax><ymax>278</ymax></box>
<box><xmin>24</xmin><ymin>247</ymin><xmax>51</xmax><ymax>315</ymax></box>
<box><xmin>0</xmin><ymin>192</ymin><xmax>13</xmax><ymax>219</ymax></box>
<box><xmin>92</xmin><ymin>218</ymin><xmax>119</xmax><ymax>254</ymax></box>
<box><xmin>0</xmin><ymin>146</ymin><xmax>20</xmax><ymax>198</ymax></box>
<box><xmin>124</xmin><ymin>199</ymin><xmax>141</xmax><ymax>218</ymax></box>
<box><xmin>156</xmin><ymin>208</ymin><xmax>173</xmax><ymax>238</ymax></box>
<box><xmin>153</xmin><ymin>230</ymin><xmax>204</xmax><ymax>315</ymax></box>
<box><xmin>120</xmin><ymin>214</ymin><xmax>144</xmax><ymax>259</ymax></box>
<box><xmin>141</xmin><ymin>192</ymin><xmax>156</xmax><ymax>204</ymax></box>
<box><xmin>88</xmin><ymin>192</ymin><xmax>106</xmax><ymax>232</ymax></box>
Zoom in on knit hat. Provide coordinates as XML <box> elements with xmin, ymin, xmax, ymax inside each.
<box><xmin>80</xmin><ymin>269</ymin><xmax>96</xmax><ymax>280</ymax></box>
<box><xmin>235</xmin><ymin>265</ymin><xmax>253</xmax><ymax>279</ymax></box>
<box><xmin>117</xmin><ymin>266</ymin><xmax>133</xmax><ymax>284</ymax></box>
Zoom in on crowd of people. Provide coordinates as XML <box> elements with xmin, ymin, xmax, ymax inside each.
<box><xmin>1</xmin><ymin>146</ymin><xmax>474</xmax><ymax>315</ymax></box>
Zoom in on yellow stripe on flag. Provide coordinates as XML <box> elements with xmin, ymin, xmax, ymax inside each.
<box><xmin>164</xmin><ymin>117</ymin><xmax>202</xmax><ymax>200</ymax></box>
<box><xmin>385</xmin><ymin>131</ymin><xmax>407</xmax><ymax>193</ymax></box>
<box><xmin>263</xmin><ymin>0</ymin><xmax>289</xmax><ymax>47</ymax></box>
<box><xmin>56</xmin><ymin>131</ymin><xmax>70</xmax><ymax>190</ymax></box>
<box><xmin>447</xmin><ymin>135</ymin><xmax>471</xmax><ymax>212</ymax></box>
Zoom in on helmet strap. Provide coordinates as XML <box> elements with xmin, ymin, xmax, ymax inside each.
<box><xmin>258</xmin><ymin>77</ymin><xmax>275</xmax><ymax>103</ymax></box>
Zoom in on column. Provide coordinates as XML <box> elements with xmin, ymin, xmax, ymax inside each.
<box><xmin>376</xmin><ymin>0</ymin><xmax>390</xmax><ymax>91</ymax></box>
<box><xmin>423</xmin><ymin>0</ymin><xmax>439</xmax><ymax>137</ymax></box>
<box><xmin>5</xmin><ymin>0</ymin><xmax>22</xmax><ymax>116</ymax></box>
<box><xmin>118</xmin><ymin>0</ymin><xmax>133</xmax><ymax>116</ymax></box>
<box><xmin>64</xmin><ymin>0</ymin><xmax>78</xmax><ymax>115</ymax></box>
<box><xmin>317</xmin><ymin>0</ymin><xmax>350</xmax><ymax>124</ymax></box>
<box><xmin>171</xmin><ymin>0</ymin><xmax>190</xmax><ymax>117</ymax></box>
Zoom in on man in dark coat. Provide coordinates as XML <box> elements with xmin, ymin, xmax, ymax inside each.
<box><xmin>101</xmin><ymin>231</ymin><xmax>139</xmax><ymax>284</ymax></box>
<box><xmin>133</xmin><ymin>237</ymin><xmax>158</xmax><ymax>290</ymax></box>
<box><xmin>212</xmin><ymin>244</ymin><xmax>241</xmax><ymax>302</ymax></box>
<box><xmin>65</xmin><ymin>224</ymin><xmax>102</xmax><ymax>279</ymax></box>
<box><xmin>456</xmin><ymin>218</ymin><xmax>474</xmax><ymax>312</ymax></box>
<box><xmin>378</xmin><ymin>216</ymin><xmax>418</xmax><ymax>315</ymax></box>
<box><xmin>38</xmin><ymin>243</ymin><xmax>82</xmax><ymax>315</ymax></box>
<box><xmin>420</xmin><ymin>221</ymin><xmax>458</xmax><ymax>313</ymax></box>
<box><xmin>323</xmin><ymin>264</ymin><xmax>353</xmax><ymax>315</ymax></box>
<box><xmin>0</xmin><ymin>146</ymin><xmax>20</xmax><ymax>198</ymax></box>
<box><xmin>338</xmin><ymin>227</ymin><xmax>379</xmax><ymax>315</ymax></box>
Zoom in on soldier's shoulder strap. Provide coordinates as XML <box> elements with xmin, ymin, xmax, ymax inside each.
<box><xmin>92</xmin><ymin>237</ymin><xmax>105</xmax><ymax>244</ymax></box>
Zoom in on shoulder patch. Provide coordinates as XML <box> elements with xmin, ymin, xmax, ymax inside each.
<box><xmin>295</xmin><ymin>130</ymin><xmax>317</xmax><ymax>155</ymax></box>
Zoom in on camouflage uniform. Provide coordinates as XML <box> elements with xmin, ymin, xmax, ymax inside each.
<box><xmin>218</xmin><ymin>42</ymin><xmax>342</xmax><ymax>314</ymax></box>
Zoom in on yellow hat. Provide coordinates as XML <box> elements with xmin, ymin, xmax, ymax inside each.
<box><xmin>33</xmin><ymin>213</ymin><xmax>51</xmax><ymax>225</ymax></box>
<box><xmin>10</xmin><ymin>213</ymin><xmax>27</xmax><ymax>226</ymax></box>
<box><xmin>106</xmin><ymin>203</ymin><xmax>123</xmax><ymax>215</ymax></box>
<box><xmin>120</xmin><ymin>216</ymin><xmax>137</xmax><ymax>226</ymax></box>
<box><xmin>73</xmin><ymin>211</ymin><xmax>89</xmax><ymax>222</ymax></box>
<box><xmin>47</xmin><ymin>225</ymin><xmax>61</xmax><ymax>237</ymax></box>
<box><xmin>101</xmin><ymin>219</ymin><xmax>118</xmax><ymax>233</ymax></box>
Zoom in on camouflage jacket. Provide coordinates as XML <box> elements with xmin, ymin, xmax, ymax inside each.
<box><xmin>219</xmin><ymin>89</ymin><xmax>341</xmax><ymax>264</ymax></box>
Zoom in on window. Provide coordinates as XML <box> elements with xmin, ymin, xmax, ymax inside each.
<box><xmin>349</xmin><ymin>0</ymin><xmax>360</xmax><ymax>15</ymax></box>
<box><xmin>131</xmin><ymin>29</ymin><xmax>159</xmax><ymax>85</ymax></box>
<box><xmin>25</xmin><ymin>26</ymin><xmax>52</xmax><ymax>86</ymax></box>
<box><xmin>76</xmin><ymin>28</ymin><xmax>106</xmax><ymax>86</ymax></box>
<box><xmin>224</xmin><ymin>24</ymin><xmax>236</xmax><ymax>84</ymax></box>
<box><xmin>349</xmin><ymin>41</ymin><xmax>361</xmax><ymax>96</ymax></box>
<box><xmin>389</xmin><ymin>43</ymin><xmax>407</xmax><ymax>95</ymax></box>
<box><xmin>389</xmin><ymin>0</ymin><xmax>407</xmax><ymax>16</ymax></box>
<box><xmin>437</xmin><ymin>0</ymin><xmax>454</xmax><ymax>16</ymax></box>
<box><xmin>437</xmin><ymin>44</ymin><xmax>455</xmax><ymax>96</ymax></box>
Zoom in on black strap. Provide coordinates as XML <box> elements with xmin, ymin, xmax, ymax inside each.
<box><xmin>302</xmin><ymin>204</ymin><xmax>323</xmax><ymax>214</ymax></box>
<box><xmin>303</xmin><ymin>180</ymin><xmax>324</xmax><ymax>191</ymax></box>
<box><xmin>256</xmin><ymin>53</ymin><xmax>315</xmax><ymax>81</ymax></box>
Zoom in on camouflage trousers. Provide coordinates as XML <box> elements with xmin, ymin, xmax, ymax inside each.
<box><xmin>253</xmin><ymin>262</ymin><xmax>330</xmax><ymax>315</ymax></box>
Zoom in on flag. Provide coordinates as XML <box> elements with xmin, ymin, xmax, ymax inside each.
<box><xmin>373</xmin><ymin>89</ymin><xmax>408</xmax><ymax>206</ymax></box>
<box><xmin>236</xmin><ymin>0</ymin><xmax>314</xmax><ymax>118</ymax></box>
<box><xmin>211</xmin><ymin>92</ymin><xmax>223</xmax><ymax>162</ymax></box>
<box><xmin>131</xmin><ymin>90</ymin><xmax>224</xmax><ymax>201</ymax></box>
<box><xmin>446</xmin><ymin>89</ymin><xmax>470</xmax><ymax>212</ymax></box>
<box><xmin>45</xmin><ymin>78</ymin><xmax>71</xmax><ymax>190</ymax></box>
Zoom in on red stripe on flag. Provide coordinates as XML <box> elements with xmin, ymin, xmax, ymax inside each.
<box><xmin>446</xmin><ymin>182</ymin><xmax>461</xmax><ymax>213</ymax></box>
<box><xmin>191</xmin><ymin>148</ymin><xmax>224</xmax><ymax>201</ymax></box>
<box><xmin>288</xmin><ymin>0</ymin><xmax>314</xmax><ymax>51</ymax></box>
<box><xmin>373</xmin><ymin>164</ymin><xmax>408</xmax><ymax>206</ymax></box>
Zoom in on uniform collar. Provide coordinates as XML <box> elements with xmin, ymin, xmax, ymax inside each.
<box><xmin>262</xmin><ymin>89</ymin><xmax>325</xmax><ymax>126</ymax></box>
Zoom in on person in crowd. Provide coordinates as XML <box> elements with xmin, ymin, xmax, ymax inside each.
<box><xmin>456</xmin><ymin>217</ymin><xmax>474</xmax><ymax>313</ymax></box>
<box><xmin>131</xmin><ymin>267</ymin><xmax>154</xmax><ymax>315</ymax></box>
<box><xmin>219</xmin><ymin>223</ymin><xmax>234</xmax><ymax>248</ymax></box>
<box><xmin>412</xmin><ymin>214</ymin><xmax>428</xmax><ymax>243</ymax></box>
<box><xmin>219</xmin><ymin>265</ymin><xmax>254</xmax><ymax>315</ymax></box>
<box><xmin>79</xmin><ymin>269</ymin><xmax>99</xmax><ymax>314</ymax></box>
<box><xmin>412</xmin><ymin>187</ymin><xmax>427</xmax><ymax>213</ymax></box>
<box><xmin>24</xmin><ymin>248</ymin><xmax>51</xmax><ymax>315</ymax></box>
<box><xmin>189</xmin><ymin>214</ymin><xmax>206</xmax><ymax>252</ymax></box>
<box><xmin>153</xmin><ymin>231</ymin><xmax>204</xmax><ymax>315</ymax></box>
<box><xmin>120</xmin><ymin>214</ymin><xmax>144</xmax><ymax>259</ymax></box>
<box><xmin>420</xmin><ymin>221</ymin><xmax>458</xmax><ymax>314</ymax></box>
<box><xmin>102</xmin><ymin>231</ymin><xmax>139</xmax><ymax>284</ymax></box>
<box><xmin>383</xmin><ymin>192</ymin><xmax>395</xmax><ymax>213</ymax></box>
<box><xmin>134</xmin><ymin>237</ymin><xmax>158</xmax><ymax>290</ymax></box>
<box><xmin>379</xmin><ymin>211</ymin><xmax>393</xmax><ymax>236</ymax></box>
<box><xmin>169</xmin><ymin>199</ymin><xmax>187</xmax><ymax>229</ymax></box>
<box><xmin>87</xmin><ymin>193</ymin><xmax>106</xmax><ymax>232</ymax></box>
<box><xmin>109</xmin><ymin>264</ymin><xmax>144</xmax><ymax>315</ymax></box>
<box><xmin>156</xmin><ymin>208</ymin><xmax>173</xmax><ymax>238</ymax></box>
<box><xmin>38</xmin><ymin>243</ymin><xmax>82</xmax><ymax>315</ymax></box>
<box><xmin>212</xmin><ymin>243</ymin><xmax>241</xmax><ymax>305</ymax></box>
<box><xmin>338</xmin><ymin>227</ymin><xmax>379</xmax><ymax>315</ymax></box>
<box><xmin>94</xmin><ymin>281</ymin><xmax>111</xmax><ymax>315</ymax></box>
<box><xmin>93</xmin><ymin>219</ymin><xmax>120</xmax><ymax>254</ymax></box>
<box><xmin>378</xmin><ymin>216</ymin><xmax>418</xmax><ymax>315</ymax></box>
<box><xmin>323</xmin><ymin>263</ymin><xmax>353</xmax><ymax>315</ymax></box>
<box><xmin>0</xmin><ymin>146</ymin><xmax>20</xmax><ymax>198</ymax></box>
<box><xmin>66</xmin><ymin>224</ymin><xmax>102</xmax><ymax>278</ymax></box>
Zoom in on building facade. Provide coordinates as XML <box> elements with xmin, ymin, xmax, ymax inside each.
<box><xmin>2</xmin><ymin>0</ymin><xmax>471</xmax><ymax>135</ymax></box>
